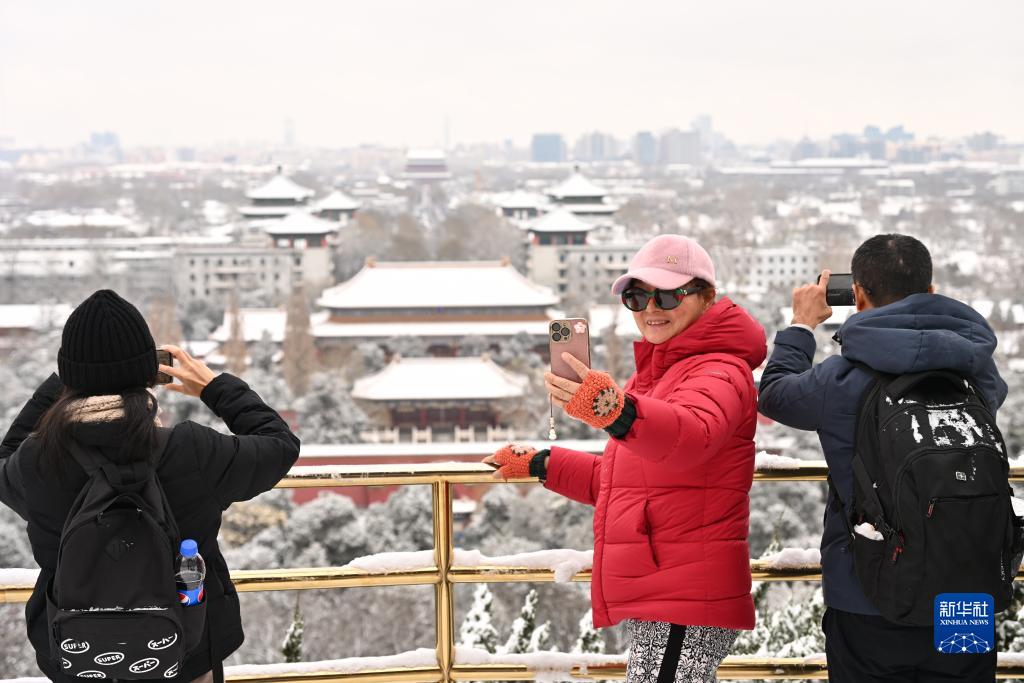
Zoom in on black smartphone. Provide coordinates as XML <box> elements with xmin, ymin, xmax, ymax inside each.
<box><xmin>817</xmin><ymin>273</ymin><xmax>855</xmax><ymax>307</ymax></box>
<box><xmin>155</xmin><ymin>349</ymin><xmax>174</xmax><ymax>384</ymax></box>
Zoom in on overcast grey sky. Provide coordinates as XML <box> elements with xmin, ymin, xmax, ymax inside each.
<box><xmin>1</xmin><ymin>1</ymin><xmax>1021</xmax><ymax>149</ymax></box>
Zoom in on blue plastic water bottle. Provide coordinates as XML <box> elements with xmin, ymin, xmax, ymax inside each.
<box><xmin>175</xmin><ymin>539</ymin><xmax>206</xmax><ymax>606</ymax></box>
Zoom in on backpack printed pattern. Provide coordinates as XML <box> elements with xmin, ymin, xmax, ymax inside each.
<box><xmin>839</xmin><ymin>368</ymin><xmax>1024</xmax><ymax>626</ymax></box>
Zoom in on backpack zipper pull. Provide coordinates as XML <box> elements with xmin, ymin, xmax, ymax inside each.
<box><xmin>891</xmin><ymin>532</ymin><xmax>906</xmax><ymax>563</ymax></box>
<box><xmin>926</xmin><ymin>498</ymin><xmax>936</xmax><ymax>518</ymax></box>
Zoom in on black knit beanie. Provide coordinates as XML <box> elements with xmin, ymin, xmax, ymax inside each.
<box><xmin>58</xmin><ymin>290</ymin><xmax>157</xmax><ymax>395</ymax></box>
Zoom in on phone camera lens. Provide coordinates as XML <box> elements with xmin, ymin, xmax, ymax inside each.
<box><xmin>552</xmin><ymin>333</ymin><xmax>562</xmax><ymax>342</ymax></box>
<box><xmin>551</xmin><ymin>322</ymin><xmax>561</xmax><ymax>332</ymax></box>
<box><xmin>560</xmin><ymin>327</ymin><xmax>570</xmax><ymax>337</ymax></box>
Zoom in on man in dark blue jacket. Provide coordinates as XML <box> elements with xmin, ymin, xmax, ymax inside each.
<box><xmin>758</xmin><ymin>234</ymin><xmax>1007</xmax><ymax>682</ymax></box>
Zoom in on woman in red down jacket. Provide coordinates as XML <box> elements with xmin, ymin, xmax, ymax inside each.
<box><xmin>484</xmin><ymin>234</ymin><xmax>767</xmax><ymax>683</ymax></box>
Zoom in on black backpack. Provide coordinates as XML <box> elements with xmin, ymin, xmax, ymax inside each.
<box><xmin>45</xmin><ymin>428</ymin><xmax>206</xmax><ymax>679</ymax></box>
<box><xmin>831</xmin><ymin>366</ymin><xmax>1024</xmax><ymax>626</ymax></box>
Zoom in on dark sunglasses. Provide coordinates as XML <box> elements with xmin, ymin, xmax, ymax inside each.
<box><xmin>621</xmin><ymin>284</ymin><xmax>707</xmax><ymax>312</ymax></box>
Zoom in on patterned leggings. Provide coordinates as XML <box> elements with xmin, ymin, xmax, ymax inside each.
<box><xmin>624</xmin><ymin>619</ymin><xmax>739</xmax><ymax>683</ymax></box>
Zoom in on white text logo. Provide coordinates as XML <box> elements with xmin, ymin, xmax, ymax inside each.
<box><xmin>60</xmin><ymin>638</ymin><xmax>90</xmax><ymax>654</ymax></box>
<box><xmin>148</xmin><ymin>633</ymin><xmax>179</xmax><ymax>651</ymax></box>
<box><xmin>129</xmin><ymin>658</ymin><xmax>160</xmax><ymax>674</ymax></box>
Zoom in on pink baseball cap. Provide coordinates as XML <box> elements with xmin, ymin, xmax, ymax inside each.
<box><xmin>611</xmin><ymin>234</ymin><xmax>716</xmax><ymax>295</ymax></box>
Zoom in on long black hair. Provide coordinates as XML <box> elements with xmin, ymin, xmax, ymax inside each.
<box><xmin>34</xmin><ymin>384</ymin><xmax>160</xmax><ymax>479</ymax></box>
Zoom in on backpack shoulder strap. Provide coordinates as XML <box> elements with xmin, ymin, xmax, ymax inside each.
<box><xmin>65</xmin><ymin>441</ymin><xmax>108</xmax><ymax>478</ymax></box>
<box><xmin>67</xmin><ymin>427</ymin><xmax>172</xmax><ymax>492</ymax></box>
<box><xmin>153</xmin><ymin>426</ymin><xmax>172</xmax><ymax>465</ymax></box>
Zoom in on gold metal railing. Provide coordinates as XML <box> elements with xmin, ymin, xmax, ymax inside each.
<box><xmin>6</xmin><ymin>461</ymin><xmax>1024</xmax><ymax>681</ymax></box>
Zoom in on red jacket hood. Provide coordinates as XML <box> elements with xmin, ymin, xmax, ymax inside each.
<box><xmin>632</xmin><ymin>297</ymin><xmax>767</xmax><ymax>382</ymax></box>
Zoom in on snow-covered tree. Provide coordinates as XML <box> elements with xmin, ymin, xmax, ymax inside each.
<box><xmin>996</xmin><ymin>580</ymin><xmax>1024</xmax><ymax>653</ymax></box>
<box><xmin>293</xmin><ymin>371</ymin><xmax>370</xmax><ymax>444</ymax></box>
<box><xmin>503</xmin><ymin>589</ymin><xmax>550</xmax><ymax>654</ymax></box>
<box><xmin>281</xmin><ymin>594</ymin><xmax>304</xmax><ymax>663</ymax></box>
<box><xmin>572</xmin><ymin>609</ymin><xmax>604</xmax><ymax>654</ymax></box>
<box><xmin>250</xmin><ymin>330</ymin><xmax>277</xmax><ymax>373</ymax></box>
<box><xmin>528</xmin><ymin>621</ymin><xmax>551</xmax><ymax>652</ymax></box>
<box><xmin>768</xmin><ymin>586</ymin><xmax>826</xmax><ymax>657</ymax></box>
<box><xmin>459</xmin><ymin>584</ymin><xmax>500</xmax><ymax>653</ymax></box>
<box><xmin>364</xmin><ymin>487</ymin><xmax>434</xmax><ymax>554</ymax></box>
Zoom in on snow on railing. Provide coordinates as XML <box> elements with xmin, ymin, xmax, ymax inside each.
<box><xmin>455</xmin><ymin>646</ymin><xmax>626</xmax><ymax>678</ymax></box>
<box><xmin>346</xmin><ymin>550</ymin><xmax>435</xmax><ymax>572</ymax></box>
<box><xmin>757</xmin><ymin>548</ymin><xmax>821</xmax><ymax>568</ymax></box>
<box><xmin>225</xmin><ymin>648</ymin><xmax>438</xmax><ymax>677</ymax></box>
<box><xmin>453</xmin><ymin>549</ymin><xmax>593</xmax><ymax>583</ymax></box>
<box><xmin>343</xmin><ymin>549</ymin><xmax>593</xmax><ymax>583</ymax></box>
<box><xmin>753</xmin><ymin>452</ymin><xmax>814</xmax><ymax>470</ymax></box>
<box><xmin>0</xmin><ymin>569</ymin><xmax>38</xmax><ymax>585</ymax></box>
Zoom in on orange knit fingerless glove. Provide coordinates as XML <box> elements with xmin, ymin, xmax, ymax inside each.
<box><xmin>493</xmin><ymin>443</ymin><xmax>537</xmax><ymax>479</ymax></box>
<box><xmin>565</xmin><ymin>370</ymin><xmax>625</xmax><ymax>429</ymax></box>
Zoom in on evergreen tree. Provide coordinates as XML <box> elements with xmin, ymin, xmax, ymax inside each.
<box><xmin>282</xmin><ymin>284</ymin><xmax>317</xmax><ymax>397</ymax></box>
<box><xmin>528</xmin><ymin>621</ymin><xmax>551</xmax><ymax>652</ymax></box>
<box><xmin>293</xmin><ymin>371</ymin><xmax>370</xmax><ymax>444</ymax></box>
<box><xmin>996</xmin><ymin>580</ymin><xmax>1024</xmax><ymax>652</ymax></box>
<box><xmin>281</xmin><ymin>594</ymin><xmax>304</xmax><ymax>663</ymax></box>
<box><xmin>250</xmin><ymin>330</ymin><xmax>277</xmax><ymax>373</ymax></box>
<box><xmin>459</xmin><ymin>584</ymin><xmax>500</xmax><ymax>653</ymax></box>
<box><xmin>732</xmin><ymin>529</ymin><xmax>784</xmax><ymax>657</ymax></box>
<box><xmin>504</xmin><ymin>589</ymin><xmax>546</xmax><ymax>654</ymax></box>
<box><xmin>572</xmin><ymin>609</ymin><xmax>604</xmax><ymax>654</ymax></box>
<box><xmin>767</xmin><ymin>586</ymin><xmax>826</xmax><ymax>657</ymax></box>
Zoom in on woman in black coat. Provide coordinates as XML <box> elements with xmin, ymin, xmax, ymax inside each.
<box><xmin>0</xmin><ymin>290</ymin><xmax>300</xmax><ymax>682</ymax></box>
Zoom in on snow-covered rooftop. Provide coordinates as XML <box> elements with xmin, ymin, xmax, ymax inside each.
<box><xmin>779</xmin><ymin>158</ymin><xmax>889</xmax><ymax>170</ymax></box>
<box><xmin>296</xmin><ymin>439</ymin><xmax>606</xmax><ymax>459</ymax></box>
<box><xmin>210</xmin><ymin>308</ymin><xmax>303</xmax><ymax>343</ymax></box>
<box><xmin>25</xmin><ymin>209</ymin><xmax>133</xmax><ymax>230</ymax></box>
<box><xmin>315</xmin><ymin>189</ymin><xmax>361</xmax><ymax>212</ymax></box>
<box><xmin>238</xmin><ymin>205</ymin><xmax>299</xmax><ymax>218</ymax></box>
<box><xmin>312</xmin><ymin>318</ymin><xmax>554</xmax><ymax>339</ymax></box>
<box><xmin>316</xmin><ymin>261</ymin><xmax>559</xmax><ymax>311</ymax></box>
<box><xmin>496</xmin><ymin>191</ymin><xmax>544</xmax><ymax>210</ymax></box>
<box><xmin>0</xmin><ymin>304</ymin><xmax>73</xmax><ymax>330</ymax></box>
<box><xmin>562</xmin><ymin>202</ymin><xmax>618</xmax><ymax>215</ymax></box>
<box><xmin>876</xmin><ymin>179</ymin><xmax>915</xmax><ymax>188</ymax></box>
<box><xmin>547</xmin><ymin>172</ymin><xmax>608</xmax><ymax>200</ymax></box>
<box><xmin>587</xmin><ymin>304</ymin><xmax>641</xmax><ymax>338</ymax></box>
<box><xmin>779</xmin><ymin>306</ymin><xmax>855</xmax><ymax>327</ymax></box>
<box><xmin>406</xmin><ymin>148</ymin><xmax>446</xmax><ymax>161</ymax></box>
<box><xmin>529</xmin><ymin>208</ymin><xmax>595</xmax><ymax>234</ymax></box>
<box><xmin>263</xmin><ymin>210</ymin><xmax>338</xmax><ymax>236</ymax></box>
<box><xmin>352</xmin><ymin>355</ymin><xmax>528</xmax><ymax>401</ymax></box>
<box><xmin>245</xmin><ymin>173</ymin><xmax>316</xmax><ymax>201</ymax></box>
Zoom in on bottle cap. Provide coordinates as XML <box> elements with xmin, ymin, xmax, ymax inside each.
<box><xmin>180</xmin><ymin>539</ymin><xmax>198</xmax><ymax>558</ymax></box>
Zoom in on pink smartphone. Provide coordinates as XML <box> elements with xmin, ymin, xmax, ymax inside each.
<box><xmin>549</xmin><ymin>318</ymin><xmax>591</xmax><ymax>381</ymax></box>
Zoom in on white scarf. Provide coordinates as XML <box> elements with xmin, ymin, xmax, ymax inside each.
<box><xmin>67</xmin><ymin>389</ymin><xmax>162</xmax><ymax>426</ymax></box>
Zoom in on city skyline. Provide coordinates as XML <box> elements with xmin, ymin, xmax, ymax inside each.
<box><xmin>1</xmin><ymin>1</ymin><xmax>1022</xmax><ymax>149</ymax></box>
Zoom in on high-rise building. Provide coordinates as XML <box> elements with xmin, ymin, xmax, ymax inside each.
<box><xmin>658</xmin><ymin>129</ymin><xmax>702</xmax><ymax>165</ymax></box>
<box><xmin>531</xmin><ymin>134</ymin><xmax>566</xmax><ymax>163</ymax></box>
<box><xmin>632</xmin><ymin>131</ymin><xmax>657</xmax><ymax>166</ymax></box>
<box><xmin>87</xmin><ymin>131</ymin><xmax>122</xmax><ymax>162</ymax></box>
<box><xmin>573</xmin><ymin>132</ymin><xmax>617</xmax><ymax>162</ymax></box>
